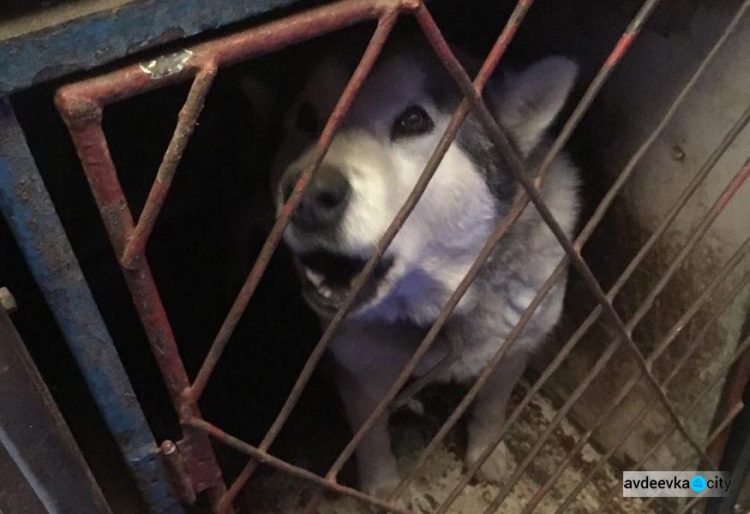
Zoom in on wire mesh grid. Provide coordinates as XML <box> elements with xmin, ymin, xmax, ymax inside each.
<box><xmin>53</xmin><ymin>0</ymin><xmax>750</xmax><ymax>512</ymax></box>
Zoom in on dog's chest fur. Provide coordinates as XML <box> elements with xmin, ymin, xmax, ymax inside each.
<box><xmin>332</xmin><ymin>203</ymin><xmax>570</xmax><ymax>383</ymax></box>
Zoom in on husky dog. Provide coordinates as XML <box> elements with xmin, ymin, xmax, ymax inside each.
<box><xmin>268</xmin><ymin>38</ymin><xmax>580</xmax><ymax>498</ymax></box>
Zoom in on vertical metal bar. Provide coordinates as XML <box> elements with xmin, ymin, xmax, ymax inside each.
<box><xmin>706</xmin><ymin>327</ymin><xmax>750</xmax><ymax>466</ymax></box>
<box><xmin>54</xmin><ymin>97</ymin><xmax>227</xmax><ymax>509</ymax></box>
<box><xmin>0</xmin><ymin>97</ymin><xmax>183</xmax><ymax>513</ymax></box>
<box><xmin>160</xmin><ymin>441</ymin><xmax>197</xmax><ymax>506</ymax></box>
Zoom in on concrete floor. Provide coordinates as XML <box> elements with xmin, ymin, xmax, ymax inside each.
<box><xmin>244</xmin><ymin>381</ymin><xmax>677</xmax><ymax>514</ymax></box>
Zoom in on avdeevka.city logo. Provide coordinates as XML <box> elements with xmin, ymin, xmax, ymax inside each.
<box><xmin>690</xmin><ymin>475</ymin><xmax>706</xmax><ymax>493</ymax></box>
<box><xmin>622</xmin><ymin>471</ymin><xmax>732</xmax><ymax>498</ymax></box>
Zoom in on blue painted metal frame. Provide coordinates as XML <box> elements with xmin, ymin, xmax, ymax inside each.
<box><xmin>0</xmin><ymin>97</ymin><xmax>183</xmax><ymax>514</ymax></box>
<box><xmin>0</xmin><ymin>0</ymin><xmax>300</xmax><ymax>95</ymax></box>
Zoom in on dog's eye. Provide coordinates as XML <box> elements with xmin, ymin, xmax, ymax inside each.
<box><xmin>392</xmin><ymin>105</ymin><xmax>434</xmax><ymax>140</ymax></box>
<box><xmin>296</xmin><ymin>102</ymin><xmax>319</xmax><ymax>134</ymax></box>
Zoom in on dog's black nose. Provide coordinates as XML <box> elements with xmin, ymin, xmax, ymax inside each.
<box><xmin>283</xmin><ymin>164</ymin><xmax>350</xmax><ymax>232</ymax></box>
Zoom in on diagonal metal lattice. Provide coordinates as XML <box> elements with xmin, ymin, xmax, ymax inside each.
<box><xmin>52</xmin><ymin>0</ymin><xmax>750</xmax><ymax>512</ymax></box>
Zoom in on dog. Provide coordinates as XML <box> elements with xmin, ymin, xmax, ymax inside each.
<box><xmin>266</xmin><ymin>37</ymin><xmax>580</xmax><ymax>498</ymax></box>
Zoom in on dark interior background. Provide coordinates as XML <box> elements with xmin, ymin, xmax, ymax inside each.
<box><xmin>2</xmin><ymin>0</ymin><xmax>746</xmax><ymax>512</ymax></box>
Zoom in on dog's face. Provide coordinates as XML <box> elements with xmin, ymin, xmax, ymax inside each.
<box><xmin>270</xmin><ymin>41</ymin><xmax>577</xmax><ymax>320</ymax></box>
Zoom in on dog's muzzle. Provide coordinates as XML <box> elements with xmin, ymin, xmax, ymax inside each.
<box><xmin>294</xmin><ymin>250</ymin><xmax>393</xmax><ymax>317</ymax></box>
<box><xmin>280</xmin><ymin>161</ymin><xmax>392</xmax><ymax>316</ymax></box>
<box><xmin>282</xmin><ymin>164</ymin><xmax>350</xmax><ymax>233</ymax></box>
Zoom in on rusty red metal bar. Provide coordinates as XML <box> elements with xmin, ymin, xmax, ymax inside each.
<box><xmin>532</xmin><ymin>7</ymin><xmax>653</xmax><ymax>192</ymax></box>
<box><xmin>188</xmin><ymin>6</ymin><xmax>402</xmax><ymax>403</ymax></box>
<box><xmin>394</xmin><ymin>99</ymin><xmax>750</xmax><ymax>506</ymax></box>
<box><xmin>521</xmin><ymin>247</ymin><xmax>750</xmax><ymax>514</ymax></box>
<box><xmin>120</xmin><ymin>66</ymin><xmax>217</xmax><ymax>268</ymax></box>
<box><xmin>53</xmin><ymin>0</ymin><xmax>750</xmax><ymax>510</ymax></box>
<box><xmin>389</xmin><ymin>1</ymin><xmax>750</xmax><ymax>504</ymax></box>
<box><xmin>598</xmin><ymin>336</ymin><xmax>750</xmax><ymax>514</ymax></box>
<box><xmin>57</xmin><ymin>0</ymin><xmax>411</xmax><ymax>107</ymax></box>
<box><xmin>576</xmin><ymin>2</ymin><xmax>750</xmax><ymax>248</ymax></box>
<box><xmin>54</xmin><ymin>100</ymin><xmax>228</xmax><ymax>508</ymax></box>
<box><xmin>449</xmin><ymin>157</ymin><xmax>750</xmax><ymax>514</ymax></box>
<box><xmin>211</xmin><ymin>13</ymin><xmax>403</xmax><ymax>510</ymax></box>
<box><xmin>418</xmin><ymin>0</ymin><xmax>714</xmax><ymax>479</ymax></box>
<box><xmin>553</xmin><ymin>273</ymin><xmax>750</xmax><ymax>513</ymax></box>
<box><xmin>160</xmin><ymin>440</ymin><xmax>197</xmax><ymax>506</ymax></box>
<box><xmin>54</xmin><ymin>0</ymin><xmax>415</xmax><ymax>509</ymax></box>
<box><xmin>185</xmin><ymin>418</ymin><xmax>415</xmax><ymax>514</ymax></box>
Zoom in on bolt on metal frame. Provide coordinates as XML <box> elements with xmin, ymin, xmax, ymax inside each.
<box><xmin>52</xmin><ymin>0</ymin><xmax>750</xmax><ymax>512</ymax></box>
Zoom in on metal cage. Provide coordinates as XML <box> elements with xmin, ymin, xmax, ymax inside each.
<box><xmin>1</xmin><ymin>0</ymin><xmax>749</xmax><ymax>512</ymax></box>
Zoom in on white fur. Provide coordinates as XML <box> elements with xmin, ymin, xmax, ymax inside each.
<box><xmin>265</xmin><ymin>46</ymin><xmax>581</xmax><ymax>498</ymax></box>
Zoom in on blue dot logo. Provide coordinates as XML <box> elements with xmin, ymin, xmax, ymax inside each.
<box><xmin>690</xmin><ymin>475</ymin><xmax>706</xmax><ymax>492</ymax></box>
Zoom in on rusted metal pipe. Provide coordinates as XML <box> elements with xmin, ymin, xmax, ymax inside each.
<box><xmin>0</xmin><ymin>98</ymin><xmax>183</xmax><ymax>513</ymax></box>
<box><xmin>186</xmin><ymin>417</ymin><xmax>415</xmax><ymax>514</ymax></box>
<box><xmin>120</xmin><ymin>65</ymin><xmax>217</xmax><ymax>268</ymax></box>
<box><xmin>161</xmin><ymin>440</ymin><xmax>197</xmax><ymax>506</ymax></box>
<box><xmin>420</xmin><ymin>4</ymin><xmax>716</xmax><ymax>490</ymax></box>
<box><xmin>553</xmin><ymin>272</ymin><xmax>750</xmax><ymax>514</ymax></box>
<box><xmin>188</xmin><ymin>8</ymin><xmax>401</xmax><ymax>404</ymax></box>
<box><xmin>55</xmin><ymin>96</ymin><xmax>227</xmax><ymax>510</ymax></box>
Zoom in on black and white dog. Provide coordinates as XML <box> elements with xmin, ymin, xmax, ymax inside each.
<box><xmin>266</xmin><ymin>38</ymin><xmax>580</xmax><ymax>498</ymax></box>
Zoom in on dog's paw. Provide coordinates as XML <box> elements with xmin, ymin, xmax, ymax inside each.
<box><xmin>362</xmin><ymin>473</ymin><xmax>402</xmax><ymax>500</ymax></box>
<box><xmin>362</xmin><ymin>475</ymin><xmax>411</xmax><ymax>511</ymax></box>
<box><xmin>465</xmin><ymin>439</ymin><xmax>515</xmax><ymax>485</ymax></box>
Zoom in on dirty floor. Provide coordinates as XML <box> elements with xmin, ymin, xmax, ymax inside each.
<box><xmin>243</xmin><ymin>380</ymin><xmax>682</xmax><ymax>513</ymax></box>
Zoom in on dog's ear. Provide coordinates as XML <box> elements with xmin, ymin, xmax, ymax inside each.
<box><xmin>495</xmin><ymin>57</ymin><xmax>578</xmax><ymax>154</ymax></box>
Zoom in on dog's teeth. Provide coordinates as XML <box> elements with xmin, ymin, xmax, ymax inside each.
<box><xmin>305</xmin><ymin>268</ymin><xmax>325</xmax><ymax>287</ymax></box>
<box><xmin>319</xmin><ymin>287</ymin><xmax>333</xmax><ymax>299</ymax></box>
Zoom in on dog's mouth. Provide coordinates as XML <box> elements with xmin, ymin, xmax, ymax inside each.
<box><xmin>293</xmin><ymin>249</ymin><xmax>394</xmax><ymax>317</ymax></box>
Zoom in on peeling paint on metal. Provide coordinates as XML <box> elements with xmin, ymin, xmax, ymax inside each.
<box><xmin>0</xmin><ymin>0</ymin><xmax>302</xmax><ymax>95</ymax></box>
<box><xmin>140</xmin><ymin>50</ymin><xmax>193</xmax><ymax>79</ymax></box>
<box><xmin>0</xmin><ymin>98</ymin><xmax>183</xmax><ymax>514</ymax></box>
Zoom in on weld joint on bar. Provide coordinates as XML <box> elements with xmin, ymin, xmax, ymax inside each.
<box><xmin>388</xmin><ymin>0</ymin><xmax>421</xmax><ymax>11</ymax></box>
<box><xmin>54</xmin><ymin>91</ymin><xmax>102</xmax><ymax>125</ymax></box>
